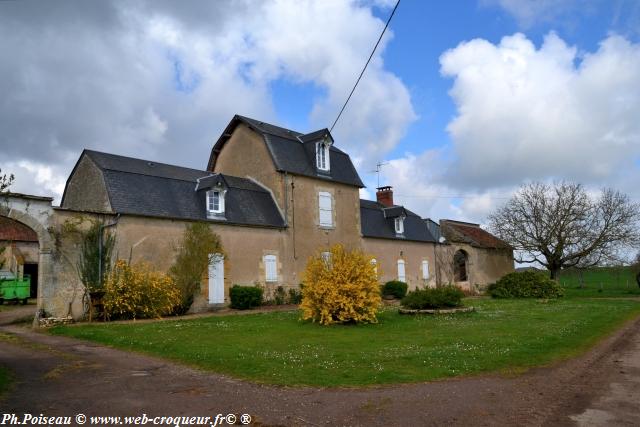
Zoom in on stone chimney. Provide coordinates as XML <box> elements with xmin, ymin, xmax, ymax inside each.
<box><xmin>376</xmin><ymin>186</ymin><xmax>394</xmax><ymax>207</ymax></box>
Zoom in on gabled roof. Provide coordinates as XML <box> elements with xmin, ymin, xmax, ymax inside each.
<box><xmin>208</xmin><ymin>115</ymin><xmax>364</xmax><ymax>187</ymax></box>
<box><xmin>73</xmin><ymin>150</ymin><xmax>285</xmax><ymax>228</ymax></box>
<box><xmin>440</xmin><ymin>220</ymin><xmax>512</xmax><ymax>249</ymax></box>
<box><xmin>360</xmin><ymin>199</ymin><xmax>437</xmax><ymax>243</ymax></box>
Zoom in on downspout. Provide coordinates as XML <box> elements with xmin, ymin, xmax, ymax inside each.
<box><xmin>98</xmin><ymin>213</ymin><xmax>120</xmax><ymax>288</ymax></box>
<box><xmin>291</xmin><ymin>179</ymin><xmax>297</xmax><ymax>260</ymax></box>
<box><xmin>283</xmin><ymin>172</ymin><xmax>289</xmax><ymax>226</ymax></box>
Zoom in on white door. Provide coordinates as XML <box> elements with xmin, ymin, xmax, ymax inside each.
<box><xmin>208</xmin><ymin>254</ymin><xmax>224</xmax><ymax>304</ymax></box>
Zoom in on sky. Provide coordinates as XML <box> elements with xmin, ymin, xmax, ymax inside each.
<box><xmin>1</xmin><ymin>0</ymin><xmax>639</xmax><ymax>225</ymax></box>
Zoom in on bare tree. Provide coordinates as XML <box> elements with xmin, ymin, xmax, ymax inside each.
<box><xmin>488</xmin><ymin>182</ymin><xmax>640</xmax><ymax>280</ymax></box>
<box><xmin>0</xmin><ymin>168</ymin><xmax>14</xmax><ymax>193</ymax></box>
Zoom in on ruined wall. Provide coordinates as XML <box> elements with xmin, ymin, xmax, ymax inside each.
<box><xmin>362</xmin><ymin>238</ymin><xmax>437</xmax><ymax>290</ymax></box>
<box><xmin>447</xmin><ymin>243</ymin><xmax>514</xmax><ymax>292</ymax></box>
<box><xmin>61</xmin><ymin>155</ymin><xmax>112</xmax><ymax>212</ymax></box>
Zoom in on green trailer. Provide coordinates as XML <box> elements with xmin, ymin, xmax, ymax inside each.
<box><xmin>0</xmin><ymin>274</ymin><xmax>31</xmax><ymax>305</ymax></box>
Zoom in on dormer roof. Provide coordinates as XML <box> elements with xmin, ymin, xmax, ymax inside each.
<box><xmin>208</xmin><ymin>115</ymin><xmax>364</xmax><ymax>187</ymax></box>
<box><xmin>65</xmin><ymin>150</ymin><xmax>285</xmax><ymax>228</ymax></box>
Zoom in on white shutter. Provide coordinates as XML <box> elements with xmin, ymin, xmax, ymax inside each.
<box><xmin>397</xmin><ymin>260</ymin><xmax>406</xmax><ymax>282</ymax></box>
<box><xmin>422</xmin><ymin>260</ymin><xmax>429</xmax><ymax>280</ymax></box>
<box><xmin>319</xmin><ymin>192</ymin><xmax>333</xmax><ymax>226</ymax></box>
<box><xmin>264</xmin><ymin>255</ymin><xmax>277</xmax><ymax>282</ymax></box>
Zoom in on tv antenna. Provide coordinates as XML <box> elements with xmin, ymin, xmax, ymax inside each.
<box><xmin>371</xmin><ymin>161</ymin><xmax>389</xmax><ymax>188</ymax></box>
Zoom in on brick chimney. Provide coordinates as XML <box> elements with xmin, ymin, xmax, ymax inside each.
<box><xmin>376</xmin><ymin>186</ymin><xmax>394</xmax><ymax>207</ymax></box>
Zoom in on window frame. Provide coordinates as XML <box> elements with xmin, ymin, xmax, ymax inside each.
<box><xmin>207</xmin><ymin>189</ymin><xmax>225</xmax><ymax>215</ymax></box>
<box><xmin>422</xmin><ymin>260</ymin><xmax>430</xmax><ymax>280</ymax></box>
<box><xmin>318</xmin><ymin>191</ymin><xmax>333</xmax><ymax>227</ymax></box>
<box><xmin>316</xmin><ymin>141</ymin><xmax>330</xmax><ymax>171</ymax></box>
<box><xmin>394</xmin><ymin>216</ymin><xmax>404</xmax><ymax>234</ymax></box>
<box><xmin>397</xmin><ymin>259</ymin><xmax>406</xmax><ymax>282</ymax></box>
<box><xmin>264</xmin><ymin>254</ymin><xmax>278</xmax><ymax>282</ymax></box>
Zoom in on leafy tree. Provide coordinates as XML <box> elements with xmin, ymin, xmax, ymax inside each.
<box><xmin>301</xmin><ymin>244</ymin><xmax>380</xmax><ymax>325</ymax></box>
<box><xmin>489</xmin><ymin>182</ymin><xmax>640</xmax><ymax>279</ymax></box>
<box><xmin>0</xmin><ymin>168</ymin><xmax>14</xmax><ymax>193</ymax></box>
<box><xmin>78</xmin><ymin>221</ymin><xmax>116</xmax><ymax>293</ymax></box>
<box><xmin>170</xmin><ymin>222</ymin><xmax>224</xmax><ymax>314</ymax></box>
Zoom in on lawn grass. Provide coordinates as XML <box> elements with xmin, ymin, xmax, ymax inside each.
<box><xmin>558</xmin><ymin>266</ymin><xmax>640</xmax><ymax>298</ymax></box>
<box><xmin>50</xmin><ymin>298</ymin><xmax>640</xmax><ymax>387</ymax></box>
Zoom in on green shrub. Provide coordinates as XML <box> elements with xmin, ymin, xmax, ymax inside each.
<box><xmin>103</xmin><ymin>260</ymin><xmax>181</xmax><ymax>320</ymax></box>
<box><xmin>229</xmin><ymin>285</ymin><xmax>263</xmax><ymax>310</ymax></box>
<box><xmin>488</xmin><ymin>271</ymin><xmax>564</xmax><ymax>299</ymax></box>
<box><xmin>401</xmin><ymin>286</ymin><xmax>464</xmax><ymax>309</ymax></box>
<box><xmin>382</xmin><ymin>280</ymin><xmax>408</xmax><ymax>299</ymax></box>
<box><xmin>274</xmin><ymin>286</ymin><xmax>287</xmax><ymax>305</ymax></box>
<box><xmin>288</xmin><ymin>287</ymin><xmax>302</xmax><ymax>304</ymax></box>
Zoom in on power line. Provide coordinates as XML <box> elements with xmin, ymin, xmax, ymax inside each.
<box><xmin>395</xmin><ymin>194</ymin><xmax>512</xmax><ymax>200</ymax></box>
<box><xmin>330</xmin><ymin>0</ymin><xmax>401</xmax><ymax>132</ymax></box>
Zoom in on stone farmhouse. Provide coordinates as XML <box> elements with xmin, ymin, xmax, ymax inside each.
<box><xmin>0</xmin><ymin>115</ymin><xmax>513</xmax><ymax>318</ymax></box>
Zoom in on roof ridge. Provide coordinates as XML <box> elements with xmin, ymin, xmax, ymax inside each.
<box><xmin>85</xmin><ymin>149</ymin><xmax>208</xmax><ymax>175</ymax></box>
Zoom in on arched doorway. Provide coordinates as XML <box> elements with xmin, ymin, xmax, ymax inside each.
<box><xmin>0</xmin><ymin>194</ymin><xmax>55</xmax><ymax>315</ymax></box>
<box><xmin>454</xmin><ymin>249</ymin><xmax>468</xmax><ymax>282</ymax></box>
<box><xmin>0</xmin><ymin>216</ymin><xmax>39</xmax><ymax>299</ymax></box>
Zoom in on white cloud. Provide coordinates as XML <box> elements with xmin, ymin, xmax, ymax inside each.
<box><xmin>0</xmin><ymin>0</ymin><xmax>415</xmax><ymax>203</ymax></box>
<box><xmin>482</xmin><ymin>0</ymin><xmax>588</xmax><ymax>28</ymax></box>
<box><xmin>439</xmin><ymin>32</ymin><xmax>640</xmax><ymax>191</ymax></box>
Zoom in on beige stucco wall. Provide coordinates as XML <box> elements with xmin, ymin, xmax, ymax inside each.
<box><xmin>362</xmin><ymin>238</ymin><xmax>437</xmax><ymax>290</ymax></box>
<box><xmin>446</xmin><ymin>243</ymin><xmax>514</xmax><ymax>291</ymax></box>
<box><xmin>112</xmin><ymin>215</ymin><xmax>287</xmax><ymax>306</ymax></box>
<box><xmin>212</xmin><ymin>123</ymin><xmax>286</xmax><ymax>212</ymax></box>
<box><xmin>61</xmin><ymin>155</ymin><xmax>112</xmax><ymax>212</ymax></box>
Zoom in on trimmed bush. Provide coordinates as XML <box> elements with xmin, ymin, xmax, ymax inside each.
<box><xmin>301</xmin><ymin>244</ymin><xmax>381</xmax><ymax>325</ymax></box>
<box><xmin>401</xmin><ymin>286</ymin><xmax>464</xmax><ymax>310</ymax></box>
<box><xmin>488</xmin><ymin>271</ymin><xmax>564</xmax><ymax>299</ymax></box>
<box><xmin>288</xmin><ymin>287</ymin><xmax>302</xmax><ymax>304</ymax></box>
<box><xmin>229</xmin><ymin>285</ymin><xmax>263</xmax><ymax>309</ymax></box>
<box><xmin>382</xmin><ymin>280</ymin><xmax>408</xmax><ymax>299</ymax></box>
<box><xmin>103</xmin><ymin>260</ymin><xmax>181</xmax><ymax>320</ymax></box>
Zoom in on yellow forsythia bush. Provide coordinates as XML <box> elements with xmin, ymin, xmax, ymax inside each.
<box><xmin>103</xmin><ymin>260</ymin><xmax>181</xmax><ymax>320</ymax></box>
<box><xmin>301</xmin><ymin>244</ymin><xmax>381</xmax><ymax>325</ymax></box>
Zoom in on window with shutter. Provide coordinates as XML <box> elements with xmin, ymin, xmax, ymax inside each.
<box><xmin>422</xmin><ymin>260</ymin><xmax>429</xmax><ymax>280</ymax></box>
<box><xmin>397</xmin><ymin>260</ymin><xmax>406</xmax><ymax>282</ymax></box>
<box><xmin>318</xmin><ymin>192</ymin><xmax>333</xmax><ymax>227</ymax></box>
<box><xmin>264</xmin><ymin>255</ymin><xmax>277</xmax><ymax>282</ymax></box>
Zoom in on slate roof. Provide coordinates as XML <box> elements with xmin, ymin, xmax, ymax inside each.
<box><xmin>208</xmin><ymin>115</ymin><xmax>364</xmax><ymax>187</ymax></box>
<box><xmin>440</xmin><ymin>220</ymin><xmax>511</xmax><ymax>249</ymax></box>
<box><xmin>78</xmin><ymin>150</ymin><xmax>285</xmax><ymax>228</ymax></box>
<box><xmin>360</xmin><ymin>200</ymin><xmax>437</xmax><ymax>243</ymax></box>
<box><xmin>0</xmin><ymin>217</ymin><xmax>38</xmax><ymax>242</ymax></box>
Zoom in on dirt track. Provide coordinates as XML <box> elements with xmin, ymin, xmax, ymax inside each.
<box><xmin>0</xmin><ymin>312</ymin><xmax>639</xmax><ymax>426</ymax></box>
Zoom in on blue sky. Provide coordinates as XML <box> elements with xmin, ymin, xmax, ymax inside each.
<box><xmin>1</xmin><ymin>0</ymin><xmax>639</xmax><ymax>223</ymax></box>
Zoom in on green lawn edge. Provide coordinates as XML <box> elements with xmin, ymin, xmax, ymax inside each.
<box><xmin>50</xmin><ymin>298</ymin><xmax>640</xmax><ymax>387</ymax></box>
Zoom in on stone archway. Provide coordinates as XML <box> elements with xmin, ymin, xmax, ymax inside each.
<box><xmin>453</xmin><ymin>249</ymin><xmax>468</xmax><ymax>282</ymax></box>
<box><xmin>0</xmin><ymin>194</ymin><xmax>55</xmax><ymax>314</ymax></box>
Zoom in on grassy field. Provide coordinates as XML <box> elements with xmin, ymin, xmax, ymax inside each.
<box><xmin>51</xmin><ymin>298</ymin><xmax>640</xmax><ymax>387</ymax></box>
<box><xmin>558</xmin><ymin>266</ymin><xmax>640</xmax><ymax>298</ymax></box>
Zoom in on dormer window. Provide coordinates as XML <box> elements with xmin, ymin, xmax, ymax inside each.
<box><xmin>394</xmin><ymin>216</ymin><xmax>405</xmax><ymax>234</ymax></box>
<box><xmin>316</xmin><ymin>140</ymin><xmax>330</xmax><ymax>171</ymax></box>
<box><xmin>207</xmin><ymin>190</ymin><xmax>225</xmax><ymax>215</ymax></box>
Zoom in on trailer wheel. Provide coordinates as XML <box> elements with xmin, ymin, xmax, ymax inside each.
<box><xmin>21</xmin><ymin>298</ymin><xmax>28</xmax><ymax>305</ymax></box>
<box><xmin>0</xmin><ymin>298</ymin><xmax>3</xmax><ymax>305</ymax></box>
